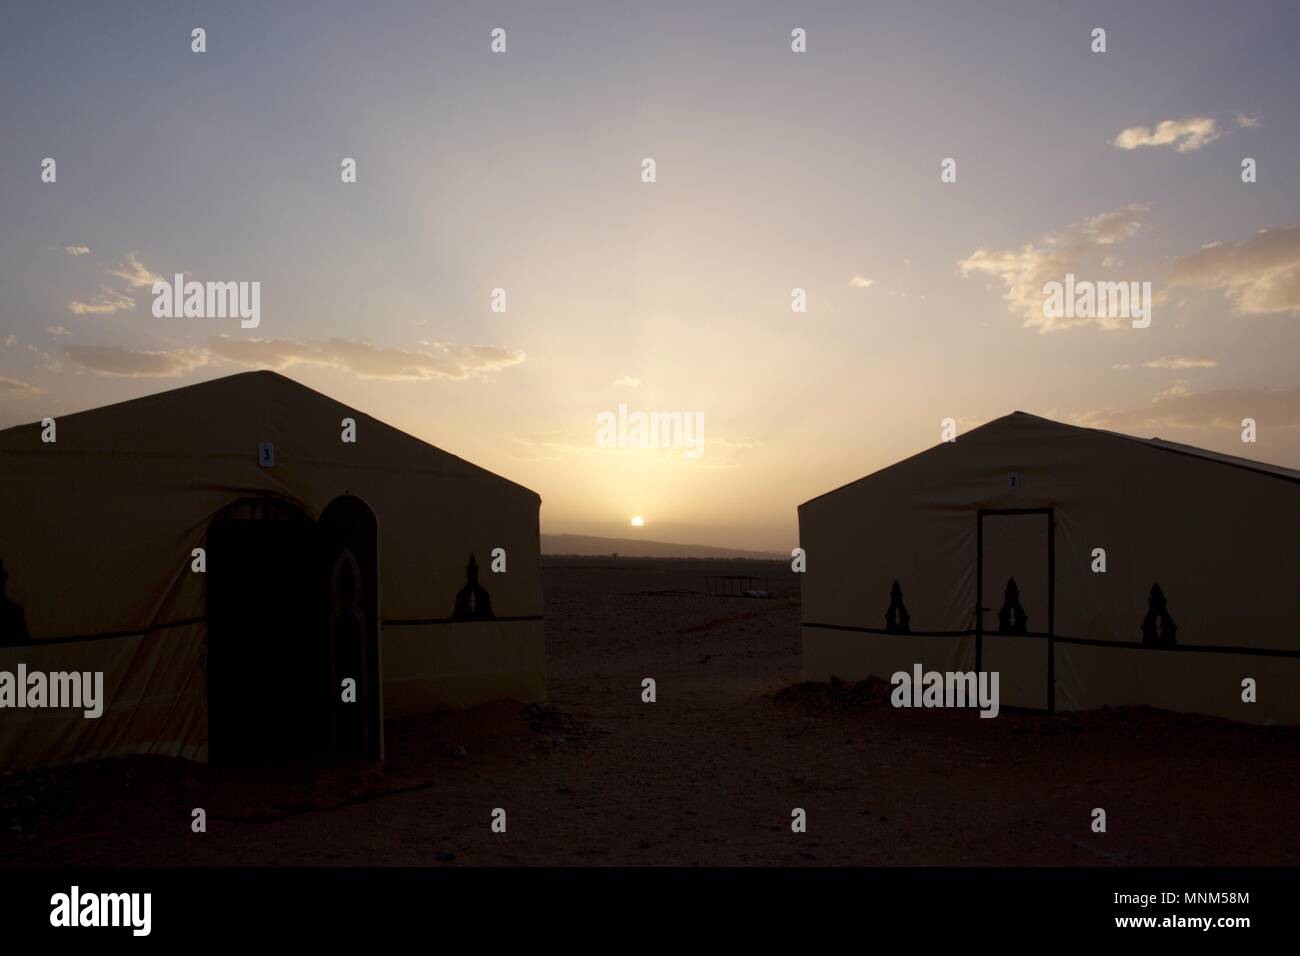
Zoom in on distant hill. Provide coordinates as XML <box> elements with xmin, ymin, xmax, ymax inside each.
<box><xmin>541</xmin><ymin>533</ymin><xmax>783</xmax><ymax>560</ymax></box>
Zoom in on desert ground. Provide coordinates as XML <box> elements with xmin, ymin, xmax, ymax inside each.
<box><xmin>1</xmin><ymin>555</ymin><xmax>1297</xmax><ymax>866</ymax></box>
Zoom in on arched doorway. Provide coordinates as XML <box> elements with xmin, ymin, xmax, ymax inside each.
<box><xmin>206</xmin><ymin>497</ymin><xmax>324</xmax><ymax>766</ymax></box>
<box><xmin>320</xmin><ymin>495</ymin><xmax>382</xmax><ymax>761</ymax></box>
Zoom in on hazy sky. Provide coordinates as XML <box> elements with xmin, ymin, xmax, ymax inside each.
<box><xmin>2</xmin><ymin>1</ymin><xmax>1298</xmax><ymax>550</ymax></box>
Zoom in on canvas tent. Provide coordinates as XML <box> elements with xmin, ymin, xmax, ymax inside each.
<box><xmin>0</xmin><ymin>371</ymin><xmax>545</xmax><ymax>770</ymax></box>
<box><xmin>799</xmin><ymin>412</ymin><xmax>1300</xmax><ymax>724</ymax></box>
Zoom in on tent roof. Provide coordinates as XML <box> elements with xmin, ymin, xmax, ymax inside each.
<box><xmin>0</xmin><ymin>370</ymin><xmax>540</xmax><ymax>501</ymax></box>
<box><xmin>1033</xmin><ymin>410</ymin><xmax>1300</xmax><ymax>482</ymax></box>
<box><xmin>801</xmin><ymin>410</ymin><xmax>1300</xmax><ymax>508</ymax></box>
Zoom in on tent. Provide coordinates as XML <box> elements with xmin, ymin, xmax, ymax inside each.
<box><xmin>0</xmin><ymin>371</ymin><xmax>545</xmax><ymax>770</ymax></box>
<box><xmin>798</xmin><ymin>412</ymin><xmax>1299</xmax><ymax>724</ymax></box>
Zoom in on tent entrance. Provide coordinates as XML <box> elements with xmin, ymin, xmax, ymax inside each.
<box><xmin>976</xmin><ymin>509</ymin><xmax>1055</xmax><ymax>712</ymax></box>
<box><xmin>206</xmin><ymin>499</ymin><xmax>325</xmax><ymax>767</ymax></box>
<box><xmin>205</xmin><ymin>495</ymin><xmax>382</xmax><ymax>767</ymax></box>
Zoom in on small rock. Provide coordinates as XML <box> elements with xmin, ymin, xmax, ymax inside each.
<box><xmin>434</xmin><ymin>851</ymin><xmax>456</xmax><ymax>862</ymax></box>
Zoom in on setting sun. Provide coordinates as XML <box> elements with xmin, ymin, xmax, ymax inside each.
<box><xmin>630</xmin><ymin>516</ymin><xmax>644</xmax><ymax>527</ymax></box>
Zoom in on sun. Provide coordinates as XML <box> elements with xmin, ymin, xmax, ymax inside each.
<box><xmin>630</xmin><ymin>516</ymin><xmax>645</xmax><ymax>527</ymax></box>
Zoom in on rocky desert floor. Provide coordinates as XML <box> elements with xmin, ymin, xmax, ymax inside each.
<box><xmin>1</xmin><ymin>556</ymin><xmax>1296</xmax><ymax>866</ymax></box>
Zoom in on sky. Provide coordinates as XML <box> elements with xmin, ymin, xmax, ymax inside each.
<box><xmin>1</xmin><ymin>1</ymin><xmax>1298</xmax><ymax>551</ymax></box>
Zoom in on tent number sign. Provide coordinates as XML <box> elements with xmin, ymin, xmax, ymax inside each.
<box><xmin>258</xmin><ymin>442</ymin><xmax>275</xmax><ymax>468</ymax></box>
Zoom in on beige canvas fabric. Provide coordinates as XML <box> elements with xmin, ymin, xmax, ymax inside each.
<box><xmin>799</xmin><ymin>412</ymin><xmax>1299</xmax><ymax>724</ymax></box>
<box><xmin>0</xmin><ymin>371</ymin><xmax>545</xmax><ymax>769</ymax></box>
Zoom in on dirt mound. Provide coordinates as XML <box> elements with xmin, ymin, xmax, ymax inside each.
<box><xmin>771</xmin><ymin>677</ymin><xmax>1300</xmax><ymax>742</ymax></box>
<box><xmin>770</xmin><ymin>676</ymin><xmax>897</xmax><ymax>712</ymax></box>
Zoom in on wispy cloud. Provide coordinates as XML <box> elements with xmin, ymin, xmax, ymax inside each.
<box><xmin>47</xmin><ymin>325</ymin><xmax>71</xmax><ymax>336</ymax></box>
<box><xmin>26</xmin><ymin>344</ymin><xmax>62</xmax><ymax>373</ymax></box>
<box><xmin>63</xmin><ymin>344</ymin><xmax>211</xmax><ymax>378</ymax></box>
<box><xmin>62</xmin><ymin>245</ymin><xmax>90</xmax><ymax>256</ymax></box>
<box><xmin>0</xmin><ymin>376</ymin><xmax>44</xmax><ymax>394</ymax></box>
<box><xmin>848</xmin><ymin>275</ymin><xmax>875</xmax><ymax>289</ymax></box>
<box><xmin>1077</xmin><ymin>386</ymin><xmax>1300</xmax><ymax>431</ymax></box>
<box><xmin>612</xmin><ymin>376</ymin><xmax>642</xmax><ymax>387</ymax></box>
<box><xmin>958</xmin><ymin>203</ymin><xmax>1149</xmax><ymax>331</ymax></box>
<box><xmin>68</xmin><ymin>287</ymin><xmax>134</xmax><ymax>315</ymax></box>
<box><xmin>1169</xmin><ymin>225</ymin><xmax>1300</xmax><ymax>316</ymax></box>
<box><xmin>711</xmin><ymin>436</ymin><xmax>764</xmax><ymax>449</ymax></box>
<box><xmin>1153</xmin><ymin>380</ymin><xmax>1192</xmax><ymax>402</ymax></box>
<box><xmin>1141</xmin><ymin>355</ymin><xmax>1218</xmax><ymax>370</ymax></box>
<box><xmin>1234</xmin><ymin>112</ymin><xmax>1262</xmax><ymax>129</ymax></box>
<box><xmin>1112</xmin><ymin>117</ymin><xmax>1222</xmax><ymax>152</ymax></box>
<box><xmin>58</xmin><ymin>336</ymin><xmax>527</xmax><ymax>382</ymax></box>
<box><xmin>1073</xmin><ymin>206</ymin><xmax>1147</xmax><ymax>246</ymax></box>
<box><xmin>208</xmin><ymin>336</ymin><xmax>526</xmax><ymax>381</ymax></box>
<box><xmin>106</xmin><ymin>252</ymin><xmax>164</xmax><ymax>289</ymax></box>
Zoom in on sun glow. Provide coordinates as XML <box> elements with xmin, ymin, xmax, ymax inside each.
<box><xmin>630</xmin><ymin>515</ymin><xmax>645</xmax><ymax>527</ymax></box>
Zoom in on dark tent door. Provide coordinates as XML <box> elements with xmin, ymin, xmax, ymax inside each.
<box><xmin>320</xmin><ymin>495</ymin><xmax>382</xmax><ymax>761</ymax></box>
<box><xmin>977</xmin><ymin>509</ymin><xmax>1055</xmax><ymax>712</ymax></box>
<box><xmin>207</xmin><ymin>499</ymin><xmax>325</xmax><ymax>766</ymax></box>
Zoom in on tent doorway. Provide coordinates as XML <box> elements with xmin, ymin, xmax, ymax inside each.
<box><xmin>319</xmin><ymin>495</ymin><xmax>382</xmax><ymax>761</ymax></box>
<box><xmin>977</xmin><ymin>509</ymin><xmax>1055</xmax><ymax>712</ymax></box>
<box><xmin>206</xmin><ymin>498</ymin><xmax>325</xmax><ymax>766</ymax></box>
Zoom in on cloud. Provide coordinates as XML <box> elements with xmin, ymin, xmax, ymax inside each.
<box><xmin>207</xmin><ymin>336</ymin><xmax>526</xmax><ymax>381</ymax></box>
<box><xmin>1076</xmin><ymin>386</ymin><xmax>1300</xmax><ymax>431</ymax></box>
<box><xmin>63</xmin><ymin>344</ymin><xmax>211</xmax><ymax>378</ymax></box>
<box><xmin>848</xmin><ymin>275</ymin><xmax>875</xmax><ymax>289</ymax></box>
<box><xmin>1074</xmin><ymin>206</ymin><xmax>1146</xmax><ymax>246</ymax></box>
<box><xmin>1112</xmin><ymin>117</ymin><xmax>1222</xmax><ymax>152</ymax></box>
<box><xmin>1153</xmin><ymin>380</ymin><xmax>1192</xmax><ymax>401</ymax></box>
<box><xmin>68</xmin><ymin>287</ymin><xmax>135</xmax><ymax>315</ymax></box>
<box><xmin>612</xmin><ymin>376</ymin><xmax>642</xmax><ymax>387</ymax></box>
<box><xmin>63</xmin><ymin>245</ymin><xmax>90</xmax><ymax>256</ymax></box>
<box><xmin>1168</xmin><ymin>225</ymin><xmax>1300</xmax><ymax>315</ymax></box>
<box><xmin>1234</xmin><ymin>112</ymin><xmax>1262</xmax><ymax>129</ymax></box>
<box><xmin>26</xmin><ymin>344</ymin><xmax>63</xmax><ymax>373</ymax></box>
<box><xmin>47</xmin><ymin>325</ymin><xmax>71</xmax><ymax>336</ymax></box>
<box><xmin>711</xmin><ymin>436</ymin><xmax>764</xmax><ymax>449</ymax></box>
<box><xmin>0</xmin><ymin>376</ymin><xmax>44</xmax><ymax>394</ymax></box>
<box><xmin>57</xmin><ymin>335</ymin><xmax>526</xmax><ymax>383</ymax></box>
<box><xmin>107</xmin><ymin>252</ymin><xmax>164</xmax><ymax>289</ymax></box>
<box><xmin>1141</xmin><ymin>355</ymin><xmax>1217</xmax><ymax>370</ymax></box>
<box><xmin>1</xmin><ymin>335</ymin><xmax>16</xmax><ymax>347</ymax></box>
<box><xmin>958</xmin><ymin>203</ymin><xmax>1149</xmax><ymax>331</ymax></box>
